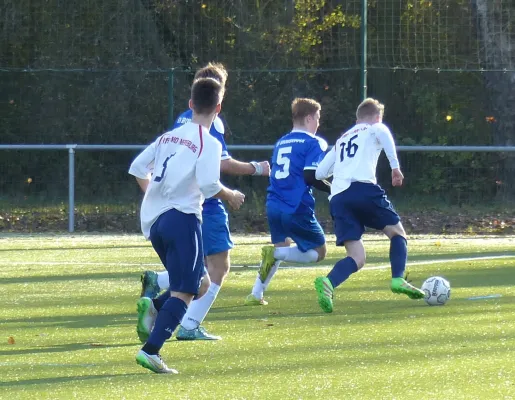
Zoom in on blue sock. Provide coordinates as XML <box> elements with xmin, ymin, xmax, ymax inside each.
<box><xmin>390</xmin><ymin>235</ymin><xmax>407</xmax><ymax>278</ymax></box>
<box><xmin>143</xmin><ymin>297</ymin><xmax>187</xmax><ymax>354</ymax></box>
<box><xmin>327</xmin><ymin>257</ymin><xmax>358</xmax><ymax>288</ymax></box>
<box><xmin>152</xmin><ymin>289</ymin><xmax>171</xmax><ymax>311</ymax></box>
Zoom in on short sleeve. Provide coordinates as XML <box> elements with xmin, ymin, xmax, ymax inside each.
<box><xmin>209</xmin><ymin>116</ymin><xmax>230</xmax><ymax>160</ymax></box>
<box><xmin>304</xmin><ymin>137</ymin><xmax>328</xmax><ymax>170</ymax></box>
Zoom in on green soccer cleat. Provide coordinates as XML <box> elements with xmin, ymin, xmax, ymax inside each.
<box><xmin>140</xmin><ymin>271</ymin><xmax>161</xmax><ymax>299</ymax></box>
<box><xmin>390</xmin><ymin>277</ymin><xmax>425</xmax><ymax>299</ymax></box>
<box><xmin>135</xmin><ymin>350</ymin><xmax>178</xmax><ymax>374</ymax></box>
<box><xmin>175</xmin><ymin>325</ymin><xmax>221</xmax><ymax>341</ymax></box>
<box><xmin>258</xmin><ymin>245</ymin><xmax>276</xmax><ymax>283</ymax></box>
<box><xmin>244</xmin><ymin>294</ymin><xmax>268</xmax><ymax>306</ymax></box>
<box><xmin>136</xmin><ymin>297</ymin><xmax>157</xmax><ymax>343</ymax></box>
<box><xmin>314</xmin><ymin>276</ymin><xmax>334</xmax><ymax>313</ymax></box>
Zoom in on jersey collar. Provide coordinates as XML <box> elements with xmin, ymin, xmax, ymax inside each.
<box><xmin>290</xmin><ymin>129</ymin><xmax>317</xmax><ymax>138</ymax></box>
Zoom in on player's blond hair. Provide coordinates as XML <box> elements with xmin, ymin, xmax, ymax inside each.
<box><xmin>356</xmin><ymin>98</ymin><xmax>385</xmax><ymax>120</ymax></box>
<box><xmin>291</xmin><ymin>98</ymin><xmax>321</xmax><ymax>124</ymax></box>
<box><xmin>194</xmin><ymin>62</ymin><xmax>228</xmax><ymax>88</ymax></box>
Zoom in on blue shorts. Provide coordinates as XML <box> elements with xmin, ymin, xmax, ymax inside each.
<box><xmin>330</xmin><ymin>182</ymin><xmax>400</xmax><ymax>245</ymax></box>
<box><xmin>201</xmin><ymin>207</ymin><xmax>234</xmax><ymax>256</ymax></box>
<box><xmin>149</xmin><ymin>209</ymin><xmax>205</xmax><ymax>295</ymax></box>
<box><xmin>267</xmin><ymin>207</ymin><xmax>325</xmax><ymax>252</ymax></box>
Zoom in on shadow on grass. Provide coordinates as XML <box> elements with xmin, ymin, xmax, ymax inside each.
<box><xmin>0</xmin><ymin>342</ymin><xmax>136</xmax><ymax>357</ymax></box>
<box><xmin>0</xmin><ymin>245</ymin><xmax>151</xmax><ymax>253</ymax></box>
<box><xmin>1</xmin><ymin>272</ymin><xmax>142</xmax><ymax>284</ymax></box>
<box><xmin>208</xmin><ymin>295</ymin><xmax>514</xmax><ymax>324</ymax></box>
<box><xmin>0</xmin><ymin>372</ymin><xmax>144</xmax><ymax>388</ymax></box>
<box><xmin>4</xmin><ymin>312</ymin><xmax>136</xmax><ymax>330</ymax></box>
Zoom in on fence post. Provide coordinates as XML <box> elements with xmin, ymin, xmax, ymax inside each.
<box><xmin>67</xmin><ymin>145</ymin><xmax>76</xmax><ymax>233</ymax></box>
<box><xmin>360</xmin><ymin>0</ymin><xmax>368</xmax><ymax>101</ymax></box>
<box><xmin>168</xmin><ymin>68</ymin><xmax>175</xmax><ymax>129</ymax></box>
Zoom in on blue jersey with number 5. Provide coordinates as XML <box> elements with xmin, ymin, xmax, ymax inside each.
<box><xmin>267</xmin><ymin>130</ymin><xmax>328</xmax><ymax>214</ymax></box>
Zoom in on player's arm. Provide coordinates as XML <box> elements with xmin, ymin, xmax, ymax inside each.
<box><xmin>375</xmin><ymin>124</ymin><xmax>404</xmax><ymax>187</ymax></box>
<box><xmin>303</xmin><ymin>139</ymin><xmax>331</xmax><ymax>193</ymax></box>
<box><xmin>304</xmin><ymin>170</ymin><xmax>331</xmax><ymax>193</ymax></box>
<box><xmin>196</xmin><ymin>139</ymin><xmax>245</xmax><ymax>210</ymax></box>
<box><xmin>128</xmin><ymin>140</ymin><xmax>158</xmax><ymax>193</ymax></box>
<box><xmin>211</xmin><ymin>121</ymin><xmax>270</xmax><ymax>177</ymax></box>
<box><xmin>315</xmin><ymin>144</ymin><xmax>336</xmax><ymax>180</ymax></box>
<box><xmin>220</xmin><ymin>158</ymin><xmax>270</xmax><ymax>177</ymax></box>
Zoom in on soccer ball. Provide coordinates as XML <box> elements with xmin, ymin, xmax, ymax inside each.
<box><xmin>421</xmin><ymin>276</ymin><xmax>451</xmax><ymax>306</ymax></box>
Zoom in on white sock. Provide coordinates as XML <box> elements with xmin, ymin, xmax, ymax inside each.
<box><xmin>157</xmin><ymin>271</ymin><xmax>169</xmax><ymax>290</ymax></box>
<box><xmin>181</xmin><ymin>282</ymin><xmax>221</xmax><ymax>330</ymax></box>
<box><xmin>274</xmin><ymin>246</ymin><xmax>318</xmax><ymax>263</ymax></box>
<box><xmin>252</xmin><ymin>260</ymin><xmax>281</xmax><ymax>299</ymax></box>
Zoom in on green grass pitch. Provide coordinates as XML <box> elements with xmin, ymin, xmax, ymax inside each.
<box><xmin>1</xmin><ymin>234</ymin><xmax>514</xmax><ymax>399</ymax></box>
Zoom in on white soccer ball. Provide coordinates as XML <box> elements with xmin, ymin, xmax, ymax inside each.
<box><xmin>421</xmin><ymin>276</ymin><xmax>451</xmax><ymax>306</ymax></box>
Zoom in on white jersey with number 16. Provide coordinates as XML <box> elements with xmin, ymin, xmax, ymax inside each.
<box><xmin>316</xmin><ymin>122</ymin><xmax>400</xmax><ymax>199</ymax></box>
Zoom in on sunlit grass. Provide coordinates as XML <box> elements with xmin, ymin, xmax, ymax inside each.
<box><xmin>0</xmin><ymin>234</ymin><xmax>514</xmax><ymax>399</ymax></box>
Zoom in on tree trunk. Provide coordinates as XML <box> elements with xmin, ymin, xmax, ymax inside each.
<box><xmin>473</xmin><ymin>0</ymin><xmax>515</xmax><ymax>200</ymax></box>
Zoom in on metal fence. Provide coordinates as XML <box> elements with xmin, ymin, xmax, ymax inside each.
<box><xmin>1</xmin><ymin>144</ymin><xmax>514</xmax><ymax>233</ymax></box>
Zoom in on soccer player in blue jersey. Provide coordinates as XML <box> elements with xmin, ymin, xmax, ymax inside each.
<box><xmin>130</xmin><ymin>77</ymin><xmax>245</xmax><ymax>373</ymax></box>
<box><xmin>313</xmin><ymin>98</ymin><xmax>424</xmax><ymax>313</ymax></box>
<box><xmin>135</xmin><ymin>63</ymin><xmax>270</xmax><ymax>341</ymax></box>
<box><xmin>245</xmin><ymin>98</ymin><xmax>331</xmax><ymax>305</ymax></box>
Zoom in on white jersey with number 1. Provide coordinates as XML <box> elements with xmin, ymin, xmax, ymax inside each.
<box><xmin>129</xmin><ymin>122</ymin><xmax>223</xmax><ymax>238</ymax></box>
<box><xmin>316</xmin><ymin>122</ymin><xmax>400</xmax><ymax>199</ymax></box>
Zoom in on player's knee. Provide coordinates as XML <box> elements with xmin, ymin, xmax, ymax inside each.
<box><xmin>353</xmin><ymin>255</ymin><xmax>366</xmax><ymax>270</ymax></box>
<box><xmin>315</xmin><ymin>244</ymin><xmax>327</xmax><ymax>262</ymax></box>
<box><xmin>383</xmin><ymin>223</ymin><xmax>406</xmax><ymax>239</ymax></box>
<box><xmin>196</xmin><ymin>274</ymin><xmax>211</xmax><ymax>299</ymax></box>
<box><xmin>206</xmin><ymin>251</ymin><xmax>230</xmax><ymax>284</ymax></box>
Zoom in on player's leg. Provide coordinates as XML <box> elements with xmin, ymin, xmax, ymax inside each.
<box><xmin>383</xmin><ymin>222</ymin><xmax>424</xmax><ymax>299</ymax></box>
<box><xmin>176</xmin><ymin>208</ymin><xmax>233</xmax><ymax>340</ymax></box>
<box><xmin>247</xmin><ymin>207</ymin><xmax>286</xmax><ymax>305</ymax></box>
<box><xmin>140</xmin><ymin>271</ymin><xmax>162</xmax><ymax>298</ymax></box>
<box><xmin>249</xmin><ymin>211</ymin><xmax>327</xmax><ymax>305</ymax></box>
<box><xmin>315</xmin><ymin>190</ymin><xmax>364</xmax><ymax>313</ymax></box>
<box><xmin>273</xmin><ymin>211</ymin><xmax>326</xmax><ymax>263</ymax></box>
<box><xmin>247</xmin><ymin>239</ymin><xmax>289</xmax><ymax>306</ymax></box>
<box><xmin>361</xmin><ymin>184</ymin><xmax>424</xmax><ymax>299</ymax></box>
<box><xmin>136</xmin><ymin>210</ymin><xmax>205</xmax><ymax>373</ymax></box>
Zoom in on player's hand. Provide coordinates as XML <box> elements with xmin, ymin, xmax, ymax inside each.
<box><xmin>251</xmin><ymin>161</ymin><xmax>271</xmax><ymax>176</ymax></box>
<box><xmin>392</xmin><ymin>168</ymin><xmax>404</xmax><ymax>187</ymax></box>
<box><xmin>258</xmin><ymin>161</ymin><xmax>270</xmax><ymax>176</ymax></box>
<box><xmin>228</xmin><ymin>190</ymin><xmax>245</xmax><ymax>210</ymax></box>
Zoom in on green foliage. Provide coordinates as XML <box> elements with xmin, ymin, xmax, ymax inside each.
<box><xmin>0</xmin><ymin>0</ymin><xmax>514</xmax><ymax>207</ymax></box>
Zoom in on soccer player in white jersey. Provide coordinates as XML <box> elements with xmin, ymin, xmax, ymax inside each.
<box><xmin>314</xmin><ymin>98</ymin><xmax>424</xmax><ymax>313</ymax></box>
<box><xmin>245</xmin><ymin>98</ymin><xmax>331</xmax><ymax>305</ymax></box>
<box><xmin>134</xmin><ymin>63</ymin><xmax>270</xmax><ymax>341</ymax></box>
<box><xmin>130</xmin><ymin>78</ymin><xmax>245</xmax><ymax>373</ymax></box>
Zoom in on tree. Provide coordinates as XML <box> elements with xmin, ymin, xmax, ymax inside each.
<box><xmin>473</xmin><ymin>0</ymin><xmax>515</xmax><ymax>199</ymax></box>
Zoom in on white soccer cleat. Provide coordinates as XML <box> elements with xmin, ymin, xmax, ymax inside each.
<box><xmin>136</xmin><ymin>350</ymin><xmax>178</xmax><ymax>374</ymax></box>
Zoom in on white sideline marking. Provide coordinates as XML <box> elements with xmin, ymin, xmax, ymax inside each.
<box><xmin>1</xmin><ymin>254</ymin><xmax>514</xmax><ymax>270</ymax></box>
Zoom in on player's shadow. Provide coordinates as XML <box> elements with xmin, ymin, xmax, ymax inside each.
<box><xmin>0</xmin><ymin>342</ymin><xmax>135</xmax><ymax>357</ymax></box>
<box><xmin>0</xmin><ymin>373</ymin><xmax>143</xmax><ymax>388</ymax></box>
<box><xmin>4</xmin><ymin>312</ymin><xmax>136</xmax><ymax>330</ymax></box>
<box><xmin>1</xmin><ymin>272</ymin><xmax>141</xmax><ymax>284</ymax></box>
<box><xmin>0</xmin><ymin>245</ymin><xmax>150</xmax><ymax>252</ymax></box>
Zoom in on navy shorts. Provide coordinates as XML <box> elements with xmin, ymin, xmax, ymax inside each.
<box><xmin>267</xmin><ymin>207</ymin><xmax>325</xmax><ymax>252</ymax></box>
<box><xmin>202</xmin><ymin>207</ymin><xmax>234</xmax><ymax>256</ymax></box>
<box><xmin>149</xmin><ymin>209</ymin><xmax>205</xmax><ymax>295</ymax></box>
<box><xmin>330</xmin><ymin>182</ymin><xmax>400</xmax><ymax>245</ymax></box>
